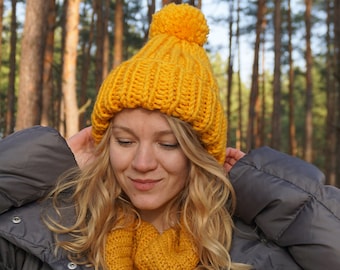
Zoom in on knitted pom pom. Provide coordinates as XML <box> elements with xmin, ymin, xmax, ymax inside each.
<box><xmin>149</xmin><ymin>3</ymin><xmax>209</xmax><ymax>46</ymax></box>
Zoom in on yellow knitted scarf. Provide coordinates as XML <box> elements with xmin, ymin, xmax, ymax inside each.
<box><xmin>105</xmin><ymin>221</ymin><xmax>199</xmax><ymax>269</ymax></box>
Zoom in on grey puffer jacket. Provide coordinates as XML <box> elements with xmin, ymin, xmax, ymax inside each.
<box><xmin>229</xmin><ymin>147</ymin><xmax>340</xmax><ymax>269</ymax></box>
<box><xmin>0</xmin><ymin>126</ymin><xmax>339</xmax><ymax>270</ymax></box>
<box><xmin>0</xmin><ymin>126</ymin><xmax>86</xmax><ymax>270</ymax></box>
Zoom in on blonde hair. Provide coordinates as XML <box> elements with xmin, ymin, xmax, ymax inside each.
<box><xmin>166</xmin><ymin>116</ymin><xmax>249</xmax><ymax>270</ymax></box>
<box><xmin>46</xmin><ymin>115</ymin><xmax>250</xmax><ymax>270</ymax></box>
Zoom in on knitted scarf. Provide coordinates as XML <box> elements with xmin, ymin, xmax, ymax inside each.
<box><xmin>105</xmin><ymin>221</ymin><xmax>199</xmax><ymax>269</ymax></box>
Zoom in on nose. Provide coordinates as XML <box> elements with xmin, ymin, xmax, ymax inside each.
<box><xmin>131</xmin><ymin>143</ymin><xmax>158</xmax><ymax>172</ymax></box>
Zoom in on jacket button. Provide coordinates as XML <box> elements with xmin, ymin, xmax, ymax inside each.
<box><xmin>67</xmin><ymin>262</ymin><xmax>78</xmax><ymax>269</ymax></box>
<box><xmin>12</xmin><ymin>216</ymin><xmax>22</xmax><ymax>224</ymax></box>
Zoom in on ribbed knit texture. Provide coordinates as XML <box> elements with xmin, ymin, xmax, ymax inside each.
<box><xmin>91</xmin><ymin>3</ymin><xmax>227</xmax><ymax>164</ymax></box>
<box><xmin>105</xmin><ymin>221</ymin><xmax>199</xmax><ymax>269</ymax></box>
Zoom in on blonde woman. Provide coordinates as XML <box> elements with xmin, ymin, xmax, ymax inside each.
<box><xmin>45</xmin><ymin>3</ymin><xmax>247</xmax><ymax>268</ymax></box>
<box><xmin>1</xmin><ymin>3</ymin><xmax>339</xmax><ymax>270</ymax></box>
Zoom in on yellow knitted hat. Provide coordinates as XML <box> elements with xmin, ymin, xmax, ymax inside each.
<box><xmin>91</xmin><ymin>3</ymin><xmax>227</xmax><ymax>163</ymax></box>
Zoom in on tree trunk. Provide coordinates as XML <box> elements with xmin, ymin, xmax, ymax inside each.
<box><xmin>4</xmin><ymin>0</ymin><xmax>17</xmax><ymax>136</ymax></box>
<box><xmin>79</xmin><ymin>3</ymin><xmax>95</xmax><ymax>129</ymax></box>
<box><xmin>162</xmin><ymin>0</ymin><xmax>182</xmax><ymax>5</ymax></box>
<box><xmin>0</xmin><ymin>0</ymin><xmax>4</xmax><ymax>73</ymax></box>
<box><xmin>235</xmin><ymin>0</ymin><xmax>243</xmax><ymax>150</ymax></box>
<box><xmin>334</xmin><ymin>0</ymin><xmax>340</xmax><ymax>186</ymax></box>
<box><xmin>271</xmin><ymin>0</ymin><xmax>282</xmax><ymax>149</ymax></box>
<box><xmin>247</xmin><ymin>0</ymin><xmax>266</xmax><ymax>151</ymax></box>
<box><xmin>324</xmin><ymin>0</ymin><xmax>336</xmax><ymax>185</ymax></box>
<box><xmin>16</xmin><ymin>0</ymin><xmax>49</xmax><ymax>130</ymax></box>
<box><xmin>303</xmin><ymin>0</ymin><xmax>313</xmax><ymax>162</ymax></box>
<box><xmin>0</xmin><ymin>0</ymin><xmax>3</xmax><ymax>135</ymax></box>
<box><xmin>287</xmin><ymin>0</ymin><xmax>297</xmax><ymax>156</ymax></box>
<box><xmin>259</xmin><ymin>33</ymin><xmax>266</xmax><ymax>147</ymax></box>
<box><xmin>113</xmin><ymin>0</ymin><xmax>124</xmax><ymax>68</ymax></box>
<box><xmin>145</xmin><ymin>0</ymin><xmax>156</xmax><ymax>41</ymax></box>
<box><xmin>62</xmin><ymin>0</ymin><xmax>80</xmax><ymax>138</ymax></box>
<box><xmin>226</xmin><ymin>0</ymin><xmax>234</xmax><ymax>145</ymax></box>
<box><xmin>188</xmin><ymin>0</ymin><xmax>201</xmax><ymax>8</ymax></box>
<box><xmin>41</xmin><ymin>0</ymin><xmax>56</xmax><ymax>127</ymax></box>
<box><xmin>102</xmin><ymin>0</ymin><xmax>110</xmax><ymax>79</ymax></box>
<box><xmin>94</xmin><ymin>0</ymin><xmax>104</xmax><ymax>91</ymax></box>
<box><xmin>56</xmin><ymin>0</ymin><xmax>68</xmax><ymax>134</ymax></box>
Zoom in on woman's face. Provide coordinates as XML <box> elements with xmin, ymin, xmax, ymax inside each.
<box><xmin>109</xmin><ymin>108</ymin><xmax>189</xmax><ymax>230</ymax></box>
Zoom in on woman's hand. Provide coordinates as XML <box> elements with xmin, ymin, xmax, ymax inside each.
<box><xmin>224</xmin><ymin>147</ymin><xmax>245</xmax><ymax>173</ymax></box>
<box><xmin>67</xmin><ymin>126</ymin><xmax>96</xmax><ymax>169</ymax></box>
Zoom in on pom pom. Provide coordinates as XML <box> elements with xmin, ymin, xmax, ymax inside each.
<box><xmin>149</xmin><ymin>3</ymin><xmax>209</xmax><ymax>46</ymax></box>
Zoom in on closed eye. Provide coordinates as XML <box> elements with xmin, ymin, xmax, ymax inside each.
<box><xmin>116</xmin><ymin>139</ymin><xmax>134</xmax><ymax>146</ymax></box>
<box><xmin>159</xmin><ymin>142</ymin><xmax>180</xmax><ymax>149</ymax></box>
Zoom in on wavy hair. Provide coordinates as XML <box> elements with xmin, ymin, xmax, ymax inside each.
<box><xmin>166</xmin><ymin>116</ymin><xmax>250</xmax><ymax>270</ymax></box>
<box><xmin>45</xmin><ymin>114</ymin><xmax>250</xmax><ymax>270</ymax></box>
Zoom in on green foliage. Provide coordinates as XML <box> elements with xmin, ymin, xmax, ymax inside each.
<box><xmin>209</xmin><ymin>52</ymin><xmax>250</xmax><ymax>148</ymax></box>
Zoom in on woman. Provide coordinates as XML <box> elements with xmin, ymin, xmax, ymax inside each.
<box><xmin>0</xmin><ymin>3</ymin><xmax>339</xmax><ymax>270</ymax></box>
<box><xmin>45</xmin><ymin>3</ymin><xmax>244</xmax><ymax>269</ymax></box>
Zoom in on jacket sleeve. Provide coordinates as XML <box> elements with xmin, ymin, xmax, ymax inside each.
<box><xmin>229</xmin><ymin>146</ymin><xmax>340</xmax><ymax>270</ymax></box>
<box><xmin>0</xmin><ymin>126</ymin><xmax>77</xmax><ymax>214</ymax></box>
<box><xmin>0</xmin><ymin>236</ymin><xmax>53</xmax><ymax>270</ymax></box>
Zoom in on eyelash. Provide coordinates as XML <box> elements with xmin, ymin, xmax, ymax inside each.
<box><xmin>160</xmin><ymin>143</ymin><xmax>179</xmax><ymax>149</ymax></box>
<box><xmin>115</xmin><ymin>139</ymin><xmax>179</xmax><ymax>149</ymax></box>
<box><xmin>116</xmin><ymin>139</ymin><xmax>133</xmax><ymax>146</ymax></box>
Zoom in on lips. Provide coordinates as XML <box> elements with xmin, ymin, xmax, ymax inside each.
<box><xmin>130</xmin><ymin>178</ymin><xmax>161</xmax><ymax>191</ymax></box>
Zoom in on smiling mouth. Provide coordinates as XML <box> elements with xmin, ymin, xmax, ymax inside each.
<box><xmin>131</xmin><ymin>179</ymin><xmax>161</xmax><ymax>191</ymax></box>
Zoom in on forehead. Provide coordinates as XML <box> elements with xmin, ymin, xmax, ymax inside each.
<box><xmin>112</xmin><ymin>108</ymin><xmax>173</xmax><ymax>133</ymax></box>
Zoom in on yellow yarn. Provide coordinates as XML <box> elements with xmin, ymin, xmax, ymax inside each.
<box><xmin>91</xmin><ymin>3</ymin><xmax>227</xmax><ymax>164</ymax></box>
<box><xmin>105</xmin><ymin>221</ymin><xmax>199</xmax><ymax>269</ymax></box>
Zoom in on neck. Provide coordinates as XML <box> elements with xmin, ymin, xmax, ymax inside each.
<box><xmin>139</xmin><ymin>206</ymin><xmax>181</xmax><ymax>233</ymax></box>
<box><xmin>139</xmin><ymin>210</ymin><xmax>168</xmax><ymax>233</ymax></box>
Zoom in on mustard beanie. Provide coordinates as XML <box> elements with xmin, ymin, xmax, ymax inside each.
<box><xmin>91</xmin><ymin>3</ymin><xmax>227</xmax><ymax>164</ymax></box>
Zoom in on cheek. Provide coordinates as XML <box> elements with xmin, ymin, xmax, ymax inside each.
<box><xmin>164</xmin><ymin>153</ymin><xmax>190</xmax><ymax>180</ymax></box>
<box><xmin>109</xmin><ymin>146</ymin><xmax>126</xmax><ymax>172</ymax></box>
